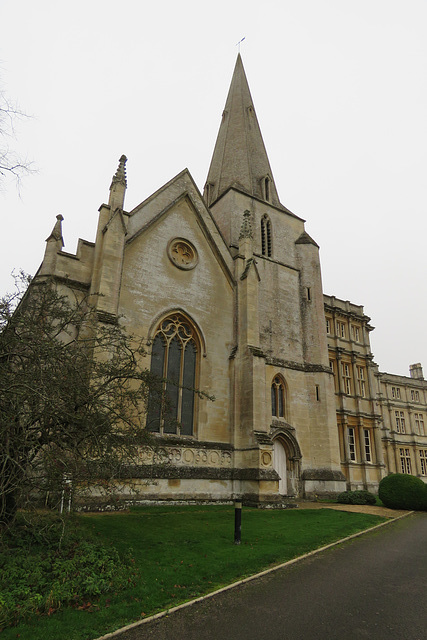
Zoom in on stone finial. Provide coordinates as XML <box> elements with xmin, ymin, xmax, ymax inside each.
<box><xmin>108</xmin><ymin>155</ymin><xmax>128</xmax><ymax>210</ymax></box>
<box><xmin>45</xmin><ymin>214</ymin><xmax>64</xmax><ymax>247</ymax></box>
<box><xmin>110</xmin><ymin>155</ymin><xmax>127</xmax><ymax>189</ymax></box>
<box><xmin>239</xmin><ymin>210</ymin><xmax>253</xmax><ymax>240</ymax></box>
<box><xmin>40</xmin><ymin>214</ymin><xmax>64</xmax><ymax>275</ymax></box>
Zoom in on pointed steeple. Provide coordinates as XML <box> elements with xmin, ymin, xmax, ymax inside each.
<box><xmin>204</xmin><ymin>55</ymin><xmax>281</xmax><ymax>208</ymax></box>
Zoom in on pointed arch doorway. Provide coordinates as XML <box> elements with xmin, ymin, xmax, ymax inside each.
<box><xmin>272</xmin><ymin>430</ymin><xmax>302</xmax><ymax>497</ymax></box>
<box><xmin>273</xmin><ymin>439</ymin><xmax>288</xmax><ymax>495</ymax></box>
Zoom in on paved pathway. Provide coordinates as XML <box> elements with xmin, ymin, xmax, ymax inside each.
<box><xmin>295</xmin><ymin>500</ymin><xmax>409</xmax><ymax>519</ymax></box>
<box><xmin>113</xmin><ymin>512</ymin><xmax>427</xmax><ymax>640</ymax></box>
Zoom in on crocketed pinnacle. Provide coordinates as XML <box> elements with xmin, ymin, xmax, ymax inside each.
<box><xmin>110</xmin><ymin>155</ymin><xmax>127</xmax><ymax>189</ymax></box>
<box><xmin>239</xmin><ymin>209</ymin><xmax>253</xmax><ymax>240</ymax></box>
<box><xmin>204</xmin><ymin>54</ymin><xmax>281</xmax><ymax>207</ymax></box>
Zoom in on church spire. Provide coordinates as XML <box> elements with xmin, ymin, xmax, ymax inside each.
<box><xmin>204</xmin><ymin>54</ymin><xmax>281</xmax><ymax>208</ymax></box>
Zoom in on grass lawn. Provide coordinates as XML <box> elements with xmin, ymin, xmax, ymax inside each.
<box><xmin>2</xmin><ymin>505</ymin><xmax>387</xmax><ymax>640</ymax></box>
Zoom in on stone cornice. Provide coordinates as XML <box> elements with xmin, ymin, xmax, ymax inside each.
<box><xmin>266</xmin><ymin>356</ymin><xmax>331</xmax><ymax>374</ymax></box>
<box><xmin>149</xmin><ymin>435</ymin><xmax>234</xmax><ymax>451</ymax></box>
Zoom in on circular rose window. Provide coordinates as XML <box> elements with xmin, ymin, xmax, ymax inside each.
<box><xmin>167</xmin><ymin>238</ymin><xmax>198</xmax><ymax>270</ymax></box>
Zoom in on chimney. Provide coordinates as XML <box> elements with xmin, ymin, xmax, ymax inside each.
<box><xmin>409</xmin><ymin>363</ymin><xmax>424</xmax><ymax>380</ymax></box>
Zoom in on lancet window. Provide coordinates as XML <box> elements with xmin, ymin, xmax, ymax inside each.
<box><xmin>271</xmin><ymin>376</ymin><xmax>286</xmax><ymax>419</ymax></box>
<box><xmin>146</xmin><ymin>314</ymin><xmax>198</xmax><ymax>436</ymax></box>
<box><xmin>264</xmin><ymin>176</ymin><xmax>271</xmax><ymax>202</ymax></box>
<box><xmin>261</xmin><ymin>215</ymin><xmax>272</xmax><ymax>257</ymax></box>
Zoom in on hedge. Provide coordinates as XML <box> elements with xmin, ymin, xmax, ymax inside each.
<box><xmin>337</xmin><ymin>490</ymin><xmax>377</xmax><ymax>506</ymax></box>
<box><xmin>378</xmin><ymin>473</ymin><xmax>427</xmax><ymax>511</ymax></box>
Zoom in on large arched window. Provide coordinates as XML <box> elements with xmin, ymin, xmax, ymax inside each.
<box><xmin>146</xmin><ymin>314</ymin><xmax>198</xmax><ymax>436</ymax></box>
<box><xmin>271</xmin><ymin>376</ymin><xmax>286</xmax><ymax>418</ymax></box>
<box><xmin>261</xmin><ymin>214</ymin><xmax>272</xmax><ymax>257</ymax></box>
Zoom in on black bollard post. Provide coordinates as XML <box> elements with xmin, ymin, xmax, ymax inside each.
<box><xmin>234</xmin><ymin>498</ymin><xmax>242</xmax><ymax>545</ymax></box>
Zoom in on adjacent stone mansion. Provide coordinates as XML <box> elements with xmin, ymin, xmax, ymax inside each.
<box><xmin>36</xmin><ymin>55</ymin><xmax>427</xmax><ymax>504</ymax></box>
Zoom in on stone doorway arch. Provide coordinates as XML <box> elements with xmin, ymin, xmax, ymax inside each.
<box><xmin>271</xmin><ymin>426</ymin><xmax>302</xmax><ymax>497</ymax></box>
<box><xmin>273</xmin><ymin>439</ymin><xmax>288</xmax><ymax>494</ymax></box>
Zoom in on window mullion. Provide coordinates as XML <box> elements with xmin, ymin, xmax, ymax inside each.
<box><xmin>176</xmin><ymin>339</ymin><xmax>185</xmax><ymax>434</ymax></box>
<box><xmin>161</xmin><ymin>337</ymin><xmax>170</xmax><ymax>433</ymax></box>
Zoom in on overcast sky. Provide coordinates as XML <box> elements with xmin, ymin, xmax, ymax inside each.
<box><xmin>1</xmin><ymin>0</ymin><xmax>426</xmax><ymax>377</ymax></box>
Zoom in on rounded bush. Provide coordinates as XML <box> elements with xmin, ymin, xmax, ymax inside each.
<box><xmin>337</xmin><ymin>490</ymin><xmax>376</xmax><ymax>506</ymax></box>
<box><xmin>378</xmin><ymin>473</ymin><xmax>427</xmax><ymax>511</ymax></box>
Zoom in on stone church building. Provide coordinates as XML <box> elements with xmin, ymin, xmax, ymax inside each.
<box><xmin>36</xmin><ymin>55</ymin><xmax>427</xmax><ymax>504</ymax></box>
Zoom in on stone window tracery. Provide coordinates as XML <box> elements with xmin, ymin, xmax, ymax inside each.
<box><xmin>167</xmin><ymin>238</ymin><xmax>198</xmax><ymax>270</ymax></box>
<box><xmin>146</xmin><ymin>314</ymin><xmax>198</xmax><ymax>436</ymax></box>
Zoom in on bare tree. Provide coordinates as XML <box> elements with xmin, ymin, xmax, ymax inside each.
<box><xmin>0</xmin><ymin>90</ymin><xmax>35</xmax><ymax>191</ymax></box>
<box><xmin>0</xmin><ymin>274</ymin><xmax>160</xmax><ymax>526</ymax></box>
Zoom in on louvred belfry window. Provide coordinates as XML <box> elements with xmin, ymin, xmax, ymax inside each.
<box><xmin>261</xmin><ymin>215</ymin><xmax>272</xmax><ymax>257</ymax></box>
<box><xmin>146</xmin><ymin>314</ymin><xmax>197</xmax><ymax>435</ymax></box>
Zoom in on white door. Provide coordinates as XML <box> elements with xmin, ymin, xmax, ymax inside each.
<box><xmin>273</xmin><ymin>440</ymin><xmax>287</xmax><ymax>495</ymax></box>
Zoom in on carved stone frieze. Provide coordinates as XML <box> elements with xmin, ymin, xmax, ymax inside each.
<box><xmin>140</xmin><ymin>444</ymin><xmax>233</xmax><ymax>468</ymax></box>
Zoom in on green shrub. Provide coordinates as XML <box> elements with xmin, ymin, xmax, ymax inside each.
<box><xmin>337</xmin><ymin>490</ymin><xmax>377</xmax><ymax>506</ymax></box>
<box><xmin>2</xmin><ymin>512</ymin><xmax>74</xmax><ymax>550</ymax></box>
<box><xmin>0</xmin><ymin>514</ymin><xmax>138</xmax><ymax>629</ymax></box>
<box><xmin>378</xmin><ymin>473</ymin><xmax>427</xmax><ymax>511</ymax></box>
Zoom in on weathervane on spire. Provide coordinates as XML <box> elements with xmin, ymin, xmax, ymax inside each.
<box><xmin>236</xmin><ymin>37</ymin><xmax>245</xmax><ymax>53</ymax></box>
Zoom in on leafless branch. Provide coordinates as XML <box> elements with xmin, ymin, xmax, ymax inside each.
<box><xmin>0</xmin><ymin>91</ymin><xmax>36</xmax><ymax>193</ymax></box>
